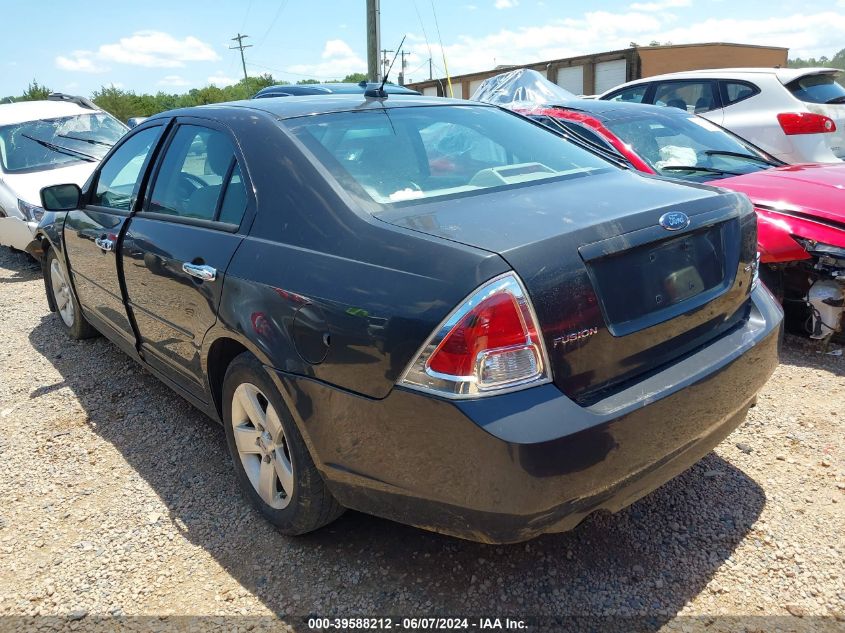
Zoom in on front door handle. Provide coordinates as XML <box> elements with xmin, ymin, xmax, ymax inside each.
<box><xmin>95</xmin><ymin>237</ymin><xmax>114</xmax><ymax>252</ymax></box>
<box><xmin>182</xmin><ymin>262</ymin><xmax>217</xmax><ymax>281</ymax></box>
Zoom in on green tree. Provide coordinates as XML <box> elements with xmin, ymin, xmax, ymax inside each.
<box><xmin>20</xmin><ymin>79</ymin><xmax>51</xmax><ymax>101</ymax></box>
<box><xmin>297</xmin><ymin>78</ymin><xmax>321</xmax><ymax>85</ymax></box>
<box><xmin>341</xmin><ymin>72</ymin><xmax>368</xmax><ymax>84</ymax></box>
<box><xmin>91</xmin><ymin>85</ymin><xmax>141</xmax><ymax>122</ymax></box>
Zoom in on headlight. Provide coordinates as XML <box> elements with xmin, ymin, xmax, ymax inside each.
<box><xmin>793</xmin><ymin>238</ymin><xmax>845</xmax><ymax>260</ymax></box>
<box><xmin>17</xmin><ymin>199</ymin><xmax>45</xmax><ymax>222</ymax></box>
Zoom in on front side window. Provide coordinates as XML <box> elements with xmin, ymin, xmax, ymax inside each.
<box><xmin>149</xmin><ymin>125</ymin><xmax>243</xmax><ymax>223</ymax></box>
<box><xmin>287</xmin><ymin>106</ymin><xmax>613</xmax><ymax>208</ymax></box>
<box><xmin>654</xmin><ymin>81</ymin><xmax>718</xmax><ymax>113</ymax></box>
<box><xmin>0</xmin><ymin>112</ymin><xmax>126</xmax><ymax>174</ymax></box>
<box><xmin>605</xmin><ymin>85</ymin><xmax>648</xmax><ymax>104</ymax></box>
<box><xmin>786</xmin><ymin>74</ymin><xmax>845</xmax><ymax>104</ymax></box>
<box><xmin>603</xmin><ymin>111</ymin><xmax>775</xmax><ymax>181</ymax></box>
<box><xmin>92</xmin><ymin>126</ymin><xmax>160</xmax><ymax>211</ymax></box>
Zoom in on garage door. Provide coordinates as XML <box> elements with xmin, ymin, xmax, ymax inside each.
<box><xmin>422</xmin><ymin>86</ymin><xmax>439</xmax><ymax>97</ymax></box>
<box><xmin>468</xmin><ymin>79</ymin><xmax>485</xmax><ymax>99</ymax></box>
<box><xmin>556</xmin><ymin>66</ymin><xmax>584</xmax><ymax>95</ymax></box>
<box><xmin>594</xmin><ymin>59</ymin><xmax>627</xmax><ymax>94</ymax></box>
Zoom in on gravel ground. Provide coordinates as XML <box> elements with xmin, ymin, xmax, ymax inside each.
<box><xmin>0</xmin><ymin>246</ymin><xmax>843</xmax><ymax>633</ymax></box>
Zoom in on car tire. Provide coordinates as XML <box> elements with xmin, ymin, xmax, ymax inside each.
<box><xmin>222</xmin><ymin>352</ymin><xmax>344</xmax><ymax>535</ymax></box>
<box><xmin>45</xmin><ymin>248</ymin><xmax>98</xmax><ymax>339</ymax></box>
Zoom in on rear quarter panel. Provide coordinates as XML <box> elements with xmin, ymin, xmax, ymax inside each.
<box><xmin>206</xmin><ymin>110</ymin><xmax>507</xmax><ymax>400</ymax></box>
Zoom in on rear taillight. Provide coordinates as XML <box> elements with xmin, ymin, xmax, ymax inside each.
<box><xmin>777</xmin><ymin>112</ymin><xmax>836</xmax><ymax>135</ymax></box>
<box><xmin>400</xmin><ymin>272</ymin><xmax>550</xmax><ymax>398</ymax></box>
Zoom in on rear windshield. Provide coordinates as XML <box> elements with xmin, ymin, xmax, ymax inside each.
<box><xmin>786</xmin><ymin>74</ymin><xmax>845</xmax><ymax>104</ymax></box>
<box><xmin>286</xmin><ymin>105</ymin><xmax>613</xmax><ymax>208</ymax></box>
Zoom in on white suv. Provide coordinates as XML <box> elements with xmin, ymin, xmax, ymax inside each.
<box><xmin>0</xmin><ymin>94</ymin><xmax>127</xmax><ymax>255</ymax></box>
<box><xmin>599</xmin><ymin>67</ymin><xmax>845</xmax><ymax>164</ymax></box>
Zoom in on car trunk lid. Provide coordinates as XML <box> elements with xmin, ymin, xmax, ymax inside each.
<box><xmin>379</xmin><ymin>170</ymin><xmax>757</xmax><ymax>402</ymax></box>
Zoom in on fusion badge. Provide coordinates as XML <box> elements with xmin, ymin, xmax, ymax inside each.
<box><xmin>553</xmin><ymin>327</ymin><xmax>598</xmax><ymax>348</ymax></box>
<box><xmin>658</xmin><ymin>211</ymin><xmax>691</xmax><ymax>231</ymax></box>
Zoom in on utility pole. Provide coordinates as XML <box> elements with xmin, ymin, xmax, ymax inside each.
<box><xmin>230</xmin><ymin>33</ymin><xmax>252</xmax><ymax>85</ymax></box>
<box><xmin>399</xmin><ymin>50</ymin><xmax>409</xmax><ymax>85</ymax></box>
<box><xmin>366</xmin><ymin>0</ymin><xmax>380</xmax><ymax>82</ymax></box>
<box><xmin>429</xmin><ymin>58</ymin><xmax>433</xmax><ymax>80</ymax></box>
<box><xmin>380</xmin><ymin>49</ymin><xmax>394</xmax><ymax>80</ymax></box>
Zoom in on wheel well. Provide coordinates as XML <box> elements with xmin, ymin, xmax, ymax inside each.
<box><xmin>207</xmin><ymin>337</ymin><xmax>249</xmax><ymax>420</ymax></box>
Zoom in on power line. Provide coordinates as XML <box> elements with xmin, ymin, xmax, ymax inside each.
<box><xmin>246</xmin><ymin>61</ymin><xmax>345</xmax><ymax>81</ymax></box>
<box><xmin>230</xmin><ymin>33</ymin><xmax>253</xmax><ymax>84</ymax></box>
<box><xmin>256</xmin><ymin>0</ymin><xmax>291</xmax><ymax>48</ymax></box>
<box><xmin>412</xmin><ymin>0</ymin><xmax>435</xmax><ymax>80</ymax></box>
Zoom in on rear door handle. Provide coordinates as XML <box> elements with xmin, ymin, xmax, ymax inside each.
<box><xmin>95</xmin><ymin>237</ymin><xmax>114</xmax><ymax>252</ymax></box>
<box><xmin>182</xmin><ymin>262</ymin><xmax>217</xmax><ymax>281</ymax></box>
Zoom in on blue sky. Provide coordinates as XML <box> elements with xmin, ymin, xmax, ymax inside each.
<box><xmin>3</xmin><ymin>0</ymin><xmax>845</xmax><ymax>96</ymax></box>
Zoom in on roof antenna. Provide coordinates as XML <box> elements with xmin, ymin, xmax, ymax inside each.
<box><xmin>366</xmin><ymin>35</ymin><xmax>406</xmax><ymax>98</ymax></box>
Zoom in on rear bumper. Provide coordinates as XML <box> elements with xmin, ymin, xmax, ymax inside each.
<box><xmin>0</xmin><ymin>216</ymin><xmax>37</xmax><ymax>252</ymax></box>
<box><xmin>270</xmin><ymin>286</ymin><xmax>783</xmax><ymax>543</ymax></box>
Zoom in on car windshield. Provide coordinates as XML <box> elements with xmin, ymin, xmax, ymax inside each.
<box><xmin>786</xmin><ymin>73</ymin><xmax>845</xmax><ymax>104</ymax></box>
<box><xmin>0</xmin><ymin>113</ymin><xmax>126</xmax><ymax>174</ymax></box>
<box><xmin>286</xmin><ymin>105</ymin><xmax>613</xmax><ymax>208</ymax></box>
<box><xmin>603</xmin><ymin>111</ymin><xmax>775</xmax><ymax>181</ymax></box>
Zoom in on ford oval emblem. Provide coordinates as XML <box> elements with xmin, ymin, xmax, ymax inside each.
<box><xmin>659</xmin><ymin>211</ymin><xmax>690</xmax><ymax>231</ymax></box>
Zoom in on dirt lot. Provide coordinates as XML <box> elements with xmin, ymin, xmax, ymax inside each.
<box><xmin>0</xmin><ymin>246</ymin><xmax>843</xmax><ymax>632</ymax></box>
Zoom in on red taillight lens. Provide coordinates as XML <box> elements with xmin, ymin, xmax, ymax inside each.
<box><xmin>428</xmin><ymin>293</ymin><xmax>530</xmax><ymax>376</ymax></box>
<box><xmin>777</xmin><ymin>112</ymin><xmax>836</xmax><ymax>135</ymax></box>
<box><xmin>400</xmin><ymin>273</ymin><xmax>550</xmax><ymax>397</ymax></box>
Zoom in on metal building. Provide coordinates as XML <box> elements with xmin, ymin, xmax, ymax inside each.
<box><xmin>407</xmin><ymin>42</ymin><xmax>789</xmax><ymax>98</ymax></box>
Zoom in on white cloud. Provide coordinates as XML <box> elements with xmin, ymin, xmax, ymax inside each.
<box><xmin>207</xmin><ymin>74</ymin><xmax>238</xmax><ymax>87</ymax></box>
<box><xmin>285</xmin><ymin>39</ymin><xmax>366</xmax><ymax>80</ymax></box>
<box><xmin>158</xmin><ymin>74</ymin><xmax>191</xmax><ymax>87</ymax></box>
<box><xmin>322</xmin><ymin>39</ymin><xmax>356</xmax><ymax>59</ymax></box>
<box><xmin>55</xmin><ymin>31</ymin><xmax>219</xmax><ymax>73</ymax></box>
<box><xmin>56</xmin><ymin>51</ymin><xmax>108</xmax><ymax>73</ymax></box>
<box><xmin>630</xmin><ymin>0</ymin><xmax>691</xmax><ymax>11</ymax></box>
<box><xmin>407</xmin><ymin>10</ymin><xmax>845</xmax><ymax>78</ymax></box>
<box><xmin>494</xmin><ymin>0</ymin><xmax>518</xmax><ymax>7</ymax></box>
<box><xmin>99</xmin><ymin>31</ymin><xmax>218</xmax><ymax>67</ymax></box>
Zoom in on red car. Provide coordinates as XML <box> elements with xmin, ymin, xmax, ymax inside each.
<box><xmin>521</xmin><ymin>101</ymin><xmax>845</xmax><ymax>340</ymax></box>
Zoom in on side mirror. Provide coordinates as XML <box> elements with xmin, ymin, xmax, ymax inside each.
<box><xmin>41</xmin><ymin>183</ymin><xmax>81</xmax><ymax>211</ymax></box>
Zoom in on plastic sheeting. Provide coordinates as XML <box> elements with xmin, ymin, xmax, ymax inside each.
<box><xmin>470</xmin><ymin>68</ymin><xmax>575</xmax><ymax>110</ymax></box>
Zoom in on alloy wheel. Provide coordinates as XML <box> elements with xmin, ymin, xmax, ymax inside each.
<box><xmin>50</xmin><ymin>258</ymin><xmax>74</xmax><ymax>328</ymax></box>
<box><xmin>230</xmin><ymin>382</ymin><xmax>294</xmax><ymax>509</ymax></box>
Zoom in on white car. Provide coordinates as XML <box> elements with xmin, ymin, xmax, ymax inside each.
<box><xmin>0</xmin><ymin>95</ymin><xmax>127</xmax><ymax>255</ymax></box>
<box><xmin>599</xmin><ymin>67</ymin><xmax>845</xmax><ymax>164</ymax></box>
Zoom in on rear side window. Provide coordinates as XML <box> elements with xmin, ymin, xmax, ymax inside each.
<box><xmin>721</xmin><ymin>81</ymin><xmax>759</xmax><ymax>106</ymax></box>
<box><xmin>149</xmin><ymin>125</ymin><xmax>246</xmax><ymax>225</ymax></box>
<box><xmin>605</xmin><ymin>84</ymin><xmax>648</xmax><ymax>104</ymax></box>
<box><xmin>92</xmin><ymin>126</ymin><xmax>160</xmax><ymax>210</ymax></box>
<box><xmin>786</xmin><ymin>74</ymin><xmax>845</xmax><ymax>104</ymax></box>
<box><xmin>654</xmin><ymin>81</ymin><xmax>718</xmax><ymax>113</ymax></box>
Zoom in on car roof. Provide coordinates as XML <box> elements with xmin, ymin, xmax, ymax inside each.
<box><xmin>149</xmin><ymin>94</ymin><xmax>477</xmax><ymax>123</ymax></box>
<box><xmin>0</xmin><ymin>100</ymin><xmax>98</xmax><ymax>126</ymax></box>
<box><xmin>606</xmin><ymin>66</ymin><xmax>842</xmax><ymax>90</ymax></box>
<box><xmin>533</xmin><ymin>98</ymin><xmax>686</xmax><ymax>122</ymax></box>
<box><xmin>254</xmin><ymin>82</ymin><xmax>420</xmax><ymax>98</ymax></box>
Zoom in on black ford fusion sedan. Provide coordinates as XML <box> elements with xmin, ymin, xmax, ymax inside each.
<box><xmin>35</xmin><ymin>94</ymin><xmax>782</xmax><ymax>543</ymax></box>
